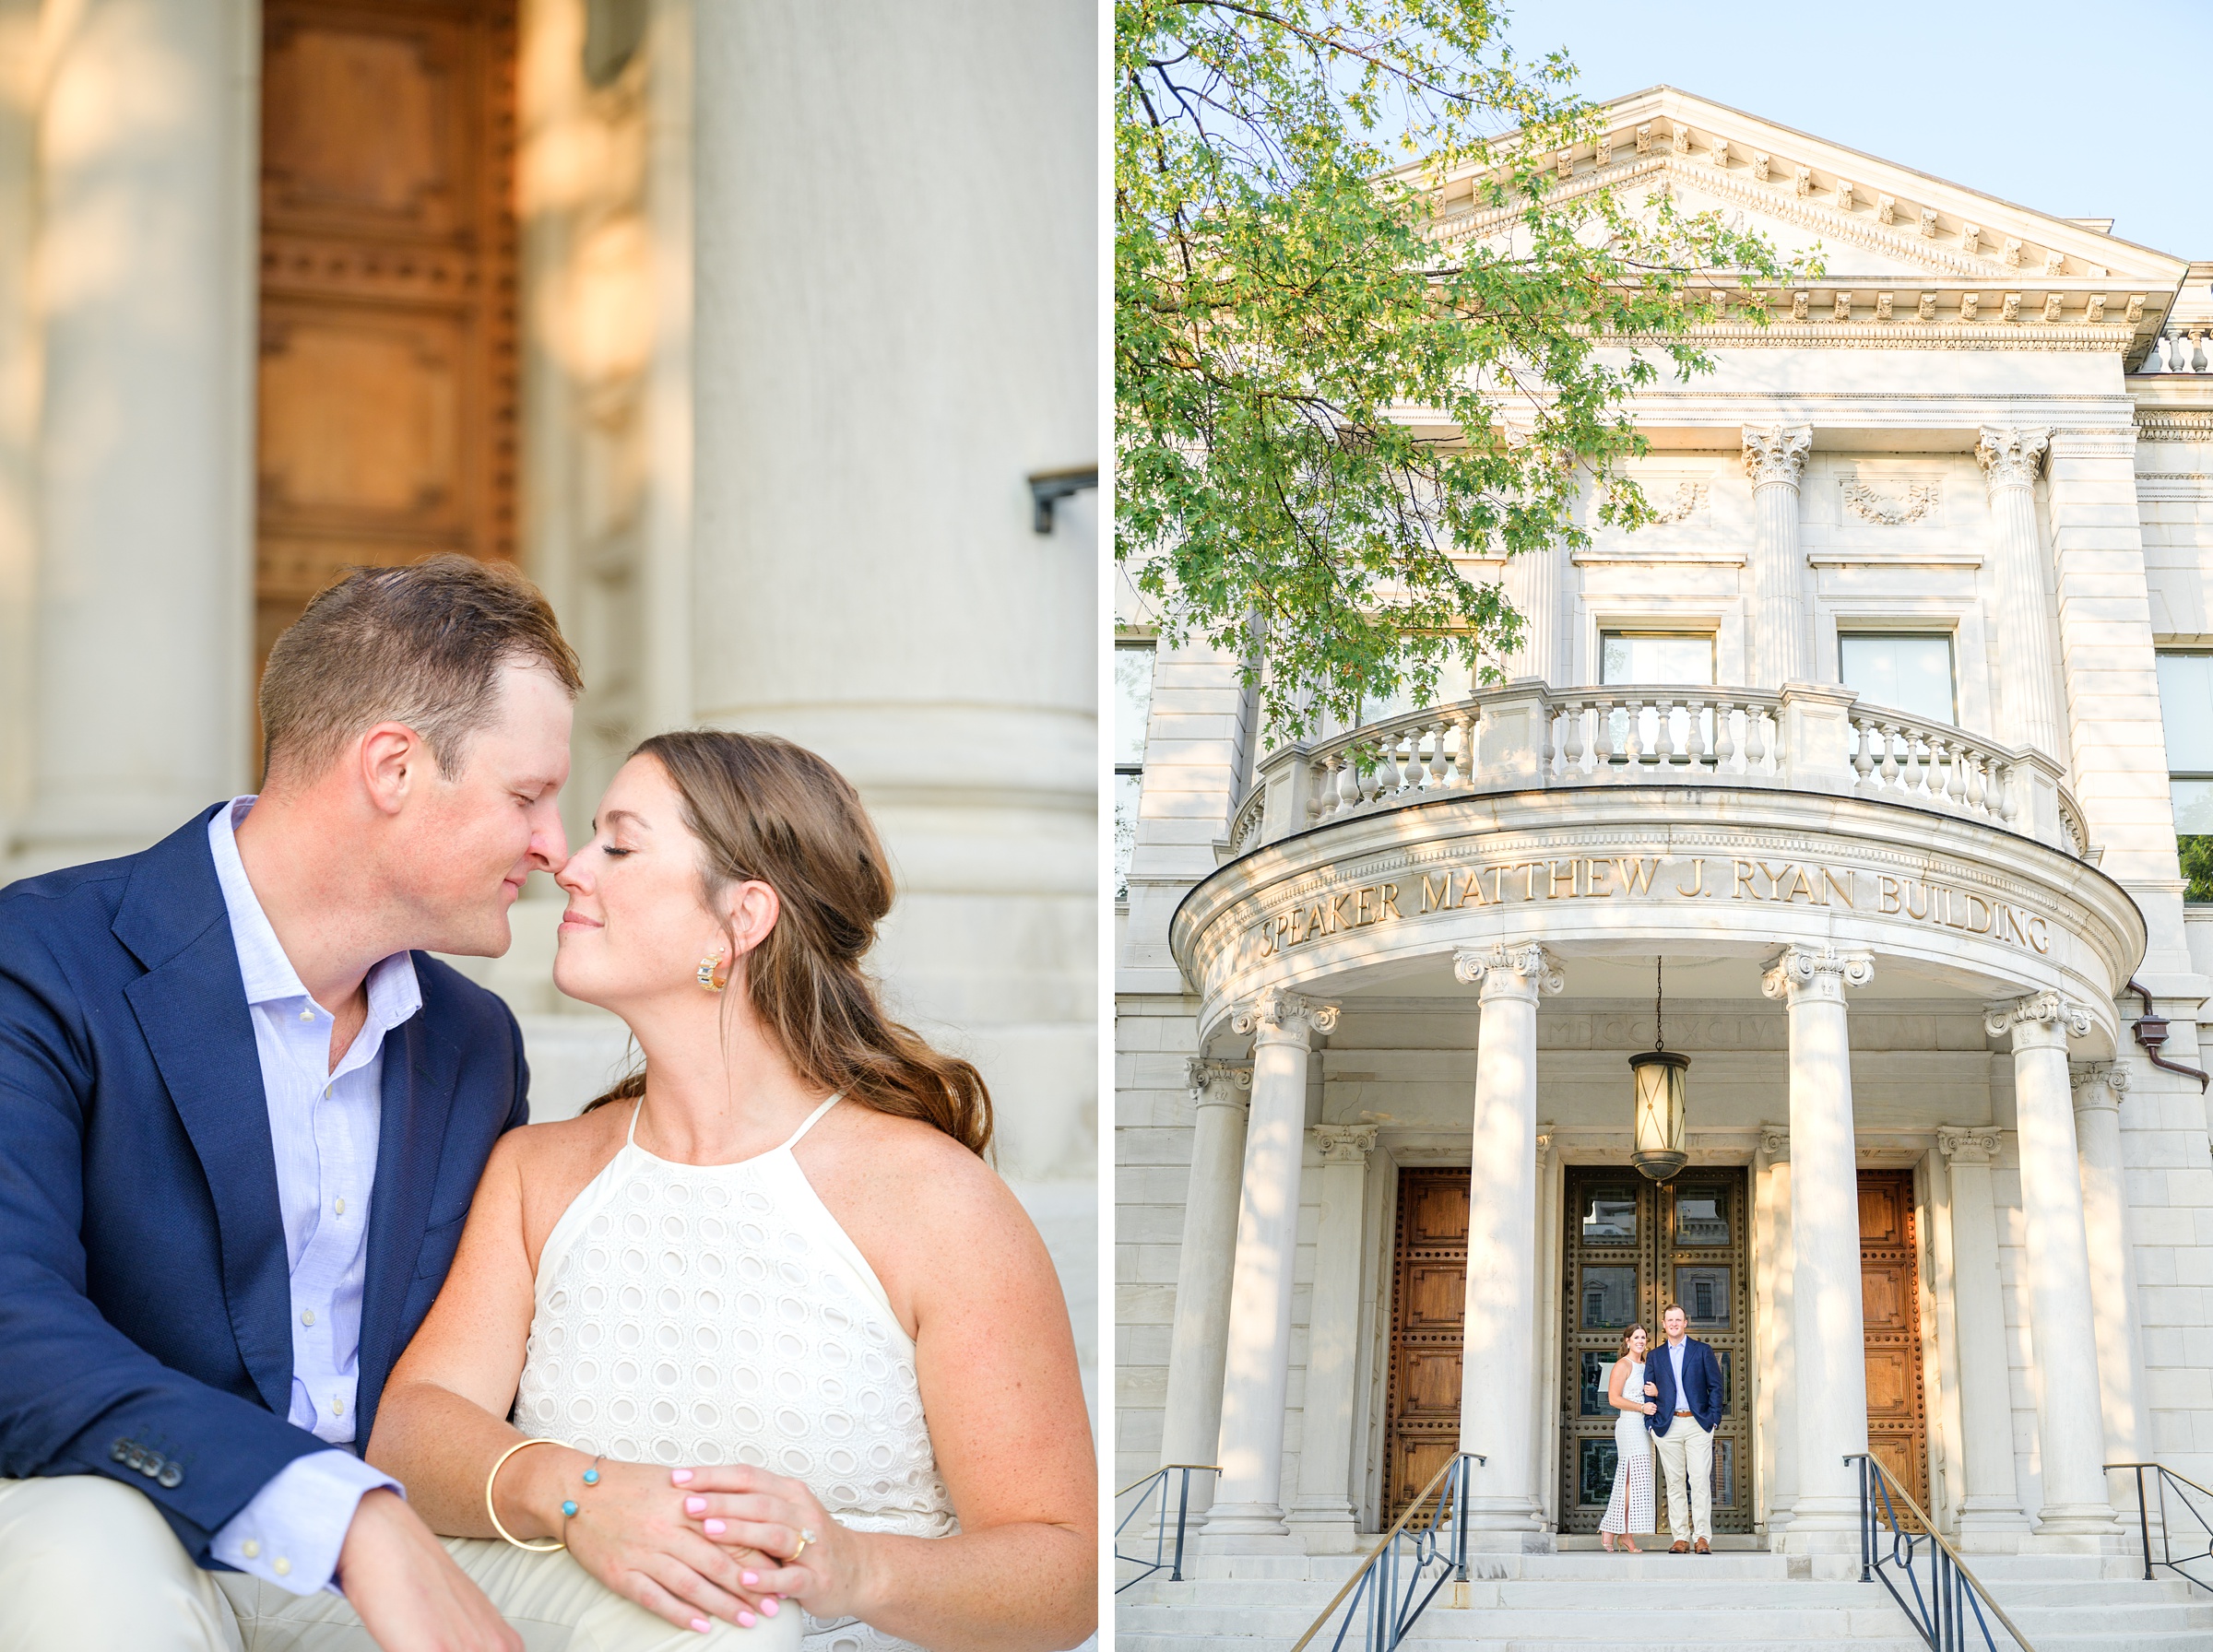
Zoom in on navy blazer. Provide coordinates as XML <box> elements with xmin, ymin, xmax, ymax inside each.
<box><xmin>0</xmin><ymin>807</ymin><xmax>529</xmax><ymax>1564</ymax></box>
<box><xmin>1643</xmin><ymin>1336</ymin><xmax>1725</xmax><ymax>1435</ymax></box>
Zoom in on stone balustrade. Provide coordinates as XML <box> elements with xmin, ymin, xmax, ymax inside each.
<box><xmin>1224</xmin><ymin>679</ymin><xmax>2086</xmax><ymax>861</ymax></box>
<box><xmin>2139</xmin><ymin>325</ymin><xmax>2211</xmax><ymax>373</ymax></box>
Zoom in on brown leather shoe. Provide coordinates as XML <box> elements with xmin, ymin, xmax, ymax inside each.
<box><xmin>1670</xmin><ymin>1540</ymin><xmax>1689</xmax><ymax>1553</ymax></box>
<box><xmin>1695</xmin><ymin>1539</ymin><xmax>1711</xmax><ymax>1554</ymax></box>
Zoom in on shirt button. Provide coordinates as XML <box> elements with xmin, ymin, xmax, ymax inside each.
<box><xmin>242</xmin><ymin>1540</ymin><xmax>260</xmax><ymax>1559</ymax></box>
<box><xmin>301</xmin><ymin>1308</ymin><xmax>315</xmax><ymax>1327</ymax></box>
<box><xmin>330</xmin><ymin>1395</ymin><xmax>344</xmax><ymax>1416</ymax></box>
<box><xmin>272</xmin><ymin>1557</ymin><xmax>290</xmax><ymax>1577</ymax></box>
<box><xmin>298</xmin><ymin>1007</ymin><xmax>314</xmax><ymax>1021</ymax></box>
<box><xmin>333</xmin><ymin>1198</ymin><xmax>346</xmax><ymax>1217</ymax></box>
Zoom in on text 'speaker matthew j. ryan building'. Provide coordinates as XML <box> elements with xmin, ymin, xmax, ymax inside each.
<box><xmin>1114</xmin><ymin>88</ymin><xmax>2213</xmax><ymax>1580</ymax></box>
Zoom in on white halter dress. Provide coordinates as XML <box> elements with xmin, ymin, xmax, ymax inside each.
<box><xmin>512</xmin><ymin>1096</ymin><xmax>957</xmax><ymax>1652</ymax></box>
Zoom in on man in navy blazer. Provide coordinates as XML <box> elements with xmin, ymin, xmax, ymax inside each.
<box><xmin>1643</xmin><ymin>1303</ymin><xmax>1725</xmax><ymax>1552</ymax></box>
<box><xmin>0</xmin><ymin>558</ymin><xmax>578</xmax><ymax>1650</ymax></box>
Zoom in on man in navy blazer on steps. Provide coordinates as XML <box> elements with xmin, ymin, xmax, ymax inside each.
<box><xmin>0</xmin><ymin>558</ymin><xmax>580</xmax><ymax>1651</ymax></box>
<box><xmin>1644</xmin><ymin>1302</ymin><xmax>1725</xmax><ymax>1553</ymax></box>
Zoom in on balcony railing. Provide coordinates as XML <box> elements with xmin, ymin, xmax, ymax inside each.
<box><xmin>1223</xmin><ymin>680</ymin><xmax>2087</xmax><ymax>861</ymax></box>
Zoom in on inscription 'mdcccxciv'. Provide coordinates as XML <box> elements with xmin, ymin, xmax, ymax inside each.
<box><xmin>1247</xmin><ymin>854</ymin><xmax>2052</xmax><ymax>960</ymax></box>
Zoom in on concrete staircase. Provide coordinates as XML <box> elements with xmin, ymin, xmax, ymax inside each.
<box><xmin>1116</xmin><ymin>1548</ymin><xmax>2213</xmax><ymax>1650</ymax></box>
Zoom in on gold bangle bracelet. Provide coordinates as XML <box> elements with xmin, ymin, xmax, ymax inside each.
<box><xmin>486</xmin><ymin>1436</ymin><xmax>566</xmax><ymax>1552</ymax></box>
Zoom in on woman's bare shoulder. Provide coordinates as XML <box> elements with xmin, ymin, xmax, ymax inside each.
<box><xmin>489</xmin><ymin>1104</ymin><xmax>633</xmax><ymax>1251</ymax></box>
<box><xmin>820</xmin><ymin>1103</ymin><xmax>1026</xmax><ymax>1228</ymax></box>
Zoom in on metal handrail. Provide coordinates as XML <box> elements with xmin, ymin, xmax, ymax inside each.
<box><xmin>1847</xmin><ymin>1452</ymin><xmax>2035</xmax><ymax>1650</ymax></box>
<box><xmin>1112</xmin><ymin>1463</ymin><xmax>1218</xmax><ymax>1592</ymax></box>
<box><xmin>2106</xmin><ymin>1460</ymin><xmax>2213</xmax><ymax>1593</ymax></box>
<box><xmin>1287</xmin><ymin>1451</ymin><xmax>1484</xmax><ymax>1652</ymax></box>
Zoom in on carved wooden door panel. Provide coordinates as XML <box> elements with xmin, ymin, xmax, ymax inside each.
<box><xmin>255</xmin><ymin>0</ymin><xmax>517</xmax><ymax>729</ymax></box>
<box><xmin>1382</xmin><ymin>1169</ymin><xmax>1470</xmax><ymax>1524</ymax></box>
<box><xmin>1859</xmin><ymin>1170</ymin><xmax>1930</xmax><ymax>1526</ymax></box>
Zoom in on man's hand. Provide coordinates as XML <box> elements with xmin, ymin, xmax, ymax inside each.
<box><xmin>336</xmin><ymin>1489</ymin><xmax>521</xmax><ymax>1652</ymax></box>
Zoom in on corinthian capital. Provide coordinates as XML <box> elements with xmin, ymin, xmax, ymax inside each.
<box><xmin>1983</xmin><ymin>990</ymin><xmax>2091</xmax><ymax>1043</ymax></box>
<box><xmin>1452</xmin><ymin>941</ymin><xmax>1565</xmax><ymax>1000</ymax></box>
<box><xmin>1759</xmin><ymin>943</ymin><xmax>1875</xmax><ymax>1004</ymax></box>
<box><xmin>1974</xmin><ymin>426</ymin><xmax>2050</xmax><ymax>490</ymax></box>
<box><xmin>1231</xmin><ymin>989</ymin><xmax>1340</xmax><ymax>1045</ymax></box>
<box><xmin>2070</xmin><ymin>1060</ymin><xmax>2130</xmax><ymax>1111</ymax></box>
<box><xmin>1741</xmin><ymin>424</ymin><xmax>1812</xmax><ymax>489</ymax></box>
<box><xmin>1186</xmin><ymin>1058</ymin><xmax>1254</xmax><ymax>1107</ymax></box>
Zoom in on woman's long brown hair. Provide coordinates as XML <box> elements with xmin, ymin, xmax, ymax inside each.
<box><xmin>583</xmin><ymin>731</ymin><xmax>992</xmax><ymax>1157</ymax></box>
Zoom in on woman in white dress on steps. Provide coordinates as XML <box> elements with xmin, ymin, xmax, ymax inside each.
<box><xmin>1599</xmin><ymin>1324</ymin><xmax>1656</xmax><ymax>1553</ymax></box>
<box><xmin>368</xmin><ymin>731</ymin><xmax>1096</xmax><ymax>1650</ymax></box>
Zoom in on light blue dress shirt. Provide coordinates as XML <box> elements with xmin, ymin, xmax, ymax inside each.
<box><xmin>203</xmin><ymin>797</ymin><xmax>420</xmax><ymax>1595</ymax></box>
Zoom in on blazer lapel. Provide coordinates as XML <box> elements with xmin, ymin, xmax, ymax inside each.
<box><xmin>118</xmin><ymin>822</ymin><xmax>296</xmax><ymax>1422</ymax></box>
<box><xmin>356</xmin><ymin>1002</ymin><xmax>453</xmax><ymax>1421</ymax></box>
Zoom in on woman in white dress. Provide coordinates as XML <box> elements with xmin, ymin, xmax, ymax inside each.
<box><xmin>1598</xmin><ymin>1324</ymin><xmax>1656</xmax><ymax>1553</ymax></box>
<box><xmin>367</xmin><ymin>732</ymin><xmax>1096</xmax><ymax>1650</ymax></box>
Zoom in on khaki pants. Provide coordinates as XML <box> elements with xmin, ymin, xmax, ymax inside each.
<box><xmin>0</xmin><ymin>1476</ymin><xmax>801</xmax><ymax>1652</ymax></box>
<box><xmin>1650</xmin><ymin>1417</ymin><xmax>1713</xmax><ymax>1545</ymax></box>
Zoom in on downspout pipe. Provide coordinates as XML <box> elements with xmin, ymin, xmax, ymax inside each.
<box><xmin>2125</xmin><ymin>977</ymin><xmax>2210</xmax><ymax>1092</ymax></box>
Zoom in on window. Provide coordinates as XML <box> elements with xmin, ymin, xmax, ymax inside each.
<box><xmin>1600</xmin><ymin>631</ymin><xmax>1714</xmax><ymax>750</ymax></box>
<box><xmin>1113</xmin><ymin>642</ymin><xmax>1156</xmax><ymax>904</ymax></box>
<box><xmin>1840</xmin><ymin>632</ymin><xmax>1956</xmax><ymax>725</ymax></box>
<box><xmin>2156</xmin><ymin>652</ymin><xmax>2213</xmax><ymax>902</ymax></box>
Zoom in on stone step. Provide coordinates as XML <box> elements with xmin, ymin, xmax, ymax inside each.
<box><xmin>1139</xmin><ymin>1575</ymin><xmax>2207</xmax><ymax>1611</ymax></box>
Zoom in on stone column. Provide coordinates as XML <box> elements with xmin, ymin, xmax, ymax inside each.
<box><xmin>690</xmin><ymin>3</ymin><xmax>1095</xmax><ymax>1183</ymax></box>
<box><xmin>1452</xmin><ymin>941</ymin><xmax>1564</xmax><ymax>1541</ymax></box>
<box><xmin>1503</xmin><ymin>540</ymin><xmax>1565</xmax><ymax>687</ymax></box>
<box><xmin>1755</xmin><ymin>1127</ymin><xmax>1798</xmax><ymax>1534</ymax></box>
<box><xmin>10</xmin><ymin>0</ymin><xmax>258</xmax><ymax>873</ymax></box>
<box><xmin>1287</xmin><ymin>1124</ymin><xmax>1379</xmax><ymax>1546</ymax></box>
<box><xmin>1985</xmin><ymin>994</ymin><xmax>2115</xmax><ymax>1537</ymax></box>
<box><xmin>2072</xmin><ymin>1062</ymin><xmax>2149</xmax><ymax>1516</ymax></box>
<box><xmin>1742</xmin><ymin>425</ymin><xmax>1813</xmax><ymax>690</ymax></box>
<box><xmin>1935</xmin><ymin>1127</ymin><xmax>2030</xmax><ymax>1542</ymax></box>
<box><xmin>1975</xmin><ymin>428</ymin><xmax>2064</xmax><ymax>762</ymax></box>
<box><xmin>1761</xmin><ymin>943</ymin><xmax>1874</xmax><ymax>1543</ymax></box>
<box><xmin>1208</xmin><ymin>991</ymin><xmax>1337</xmax><ymax>1540</ymax></box>
<box><xmin>1158</xmin><ymin>1058</ymin><xmax>1251</xmax><ymax>1520</ymax></box>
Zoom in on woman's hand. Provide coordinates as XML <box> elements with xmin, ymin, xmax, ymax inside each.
<box><xmin>1642</xmin><ymin>1402</ymin><xmax>1657</xmax><ymax>1416</ymax></box>
<box><xmin>671</xmin><ymin>1465</ymin><xmax>869</xmax><ymax>1622</ymax></box>
<box><xmin>505</xmin><ymin>1451</ymin><xmax>807</xmax><ymax>1634</ymax></box>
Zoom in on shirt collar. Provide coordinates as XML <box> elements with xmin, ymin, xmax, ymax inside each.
<box><xmin>207</xmin><ymin>796</ymin><xmax>422</xmax><ymax>1031</ymax></box>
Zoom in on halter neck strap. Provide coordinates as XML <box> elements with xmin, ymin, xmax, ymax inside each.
<box><xmin>779</xmin><ymin>1093</ymin><xmax>843</xmax><ymax>1151</ymax></box>
<box><xmin>626</xmin><ymin>1099</ymin><xmax>645</xmax><ymax>1147</ymax></box>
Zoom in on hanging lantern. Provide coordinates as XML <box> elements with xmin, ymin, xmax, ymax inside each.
<box><xmin>1630</xmin><ymin>956</ymin><xmax>1689</xmax><ymax>1181</ymax></box>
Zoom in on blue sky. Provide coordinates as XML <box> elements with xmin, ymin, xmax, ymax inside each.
<box><xmin>1509</xmin><ymin>0</ymin><xmax>2213</xmax><ymax>260</ymax></box>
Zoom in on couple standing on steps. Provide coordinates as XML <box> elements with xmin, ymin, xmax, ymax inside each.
<box><xmin>1598</xmin><ymin>1305</ymin><xmax>1726</xmax><ymax>1555</ymax></box>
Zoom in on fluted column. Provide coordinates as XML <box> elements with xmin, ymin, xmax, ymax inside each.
<box><xmin>1986</xmin><ymin>993</ymin><xmax>2115</xmax><ymax>1536</ymax></box>
<box><xmin>2072</xmin><ymin>1062</ymin><xmax>2149</xmax><ymax>1518</ymax></box>
<box><xmin>11</xmin><ymin>0</ymin><xmax>258</xmax><ymax>872</ymax></box>
<box><xmin>1935</xmin><ymin>1127</ymin><xmax>2030</xmax><ymax>1541</ymax></box>
<box><xmin>1288</xmin><ymin>1124</ymin><xmax>1379</xmax><ymax>1544</ymax></box>
<box><xmin>1208</xmin><ymin>991</ymin><xmax>1338</xmax><ymax>1539</ymax></box>
<box><xmin>1975</xmin><ymin>427</ymin><xmax>2063</xmax><ymax>761</ymax></box>
<box><xmin>1502</xmin><ymin>540</ymin><xmax>1565</xmax><ymax>687</ymax></box>
<box><xmin>1158</xmin><ymin>1058</ymin><xmax>1252</xmax><ymax>1521</ymax></box>
<box><xmin>1755</xmin><ymin>1127</ymin><xmax>1798</xmax><ymax>1534</ymax></box>
<box><xmin>1452</xmin><ymin>942</ymin><xmax>1563</xmax><ymax>1540</ymax></box>
<box><xmin>1742</xmin><ymin>425</ymin><xmax>1813</xmax><ymax>690</ymax></box>
<box><xmin>1762</xmin><ymin>943</ymin><xmax>1874</xmax><ymax>1543</ymax></box>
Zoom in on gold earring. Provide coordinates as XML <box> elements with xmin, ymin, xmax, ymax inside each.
<box><xmin>696</xmin><ymin>950</ymin><xmax>728</xmax><ymax>992</ymax></box>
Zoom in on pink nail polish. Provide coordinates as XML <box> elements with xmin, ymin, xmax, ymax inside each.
<box><xmin>672</xmin><ymin>1469</ymin><xmax>694</xmax><ymax>1485</ymax></box>
<box><xmin>739</xmin><ymin>1612</ymin><xmax>757</xmax><ymax>1628</ymax></box>
<box><xmin>691</xmin><ymin>1619</ymin><xmax>710</xmax><ymax>1634</ymax></box>
<box><xmin>686</xmin><ymin>1496</ymin><xmax>707</xmax><ymax>1515</ymax></box>
<box><xmin>704</xmin><ymin>1518</ymin><xmax>727</xmax><ymax>1535</ymax></box>
<box><xmin>741</xmin><ymin>1570</ymin><xmax>759</xmax><ymax>1586</ymax></box>
<box><xmin>762</xmin><ymin>1598</ymin><xmax>778</xmax><ymax>1616</ymax></box>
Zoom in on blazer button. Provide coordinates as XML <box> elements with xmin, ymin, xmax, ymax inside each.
<box><xmin>110</xmin><ymin>1439</ymin><xmax>130</xmax><ymax>1464</ymax></box>
<box><xmin>141</xmin><ymin>1453</ymin><xmax>166</xmax><ymax>1480</ymax></box>
<box><xmin>157</xmin><ymin>1465</ymin><xmax>183</xmax><ymax>1489</ymax></box>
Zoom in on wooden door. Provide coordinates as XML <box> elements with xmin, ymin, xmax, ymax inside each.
<box><xmin>1382</xmin><ymin>1169</ymin><xmax>1471</xmax><ymax>1523</ymax></box>
<box><xmin>1859</xmin><ymin>1170</ymin><xmax>1931</xmax><ymax>1523</ymax></box>
<box><xmin>255</xmin><ymin>0</ymin><xmax>518</xmax><ymax>740</ymax></box>
<box><xmin>1558</xmin><ymin>1167</ymin><xmax>1751</xmax><ymax>1533</ymax></box>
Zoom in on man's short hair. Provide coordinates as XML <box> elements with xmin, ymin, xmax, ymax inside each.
<box><xmin>259</xmin><ymin>555</ymin><xmax>584</xmax><ymax>783</ymax></box>
<box><xmin>1663</xmin><ymin>1303</ymin><xmax>1686</xmax><ymax>1319</ymax></box>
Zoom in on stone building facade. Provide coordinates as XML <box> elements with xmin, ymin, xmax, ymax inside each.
<box><xmin>0</xmin><ymin>1</ymin><xmax>1097</xmax><ymax>1401</ymax></box>
<box><xmin>1115</xmin><ymin>87</ymin><xmax>2213</xmax><ymax>1567</ymax></box>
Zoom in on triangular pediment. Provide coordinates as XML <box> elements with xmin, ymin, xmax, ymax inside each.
<box><xmin>1410</xmin><ymin>87</ymin><xmax>2190</xmax><ymax>348</ymax></box>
